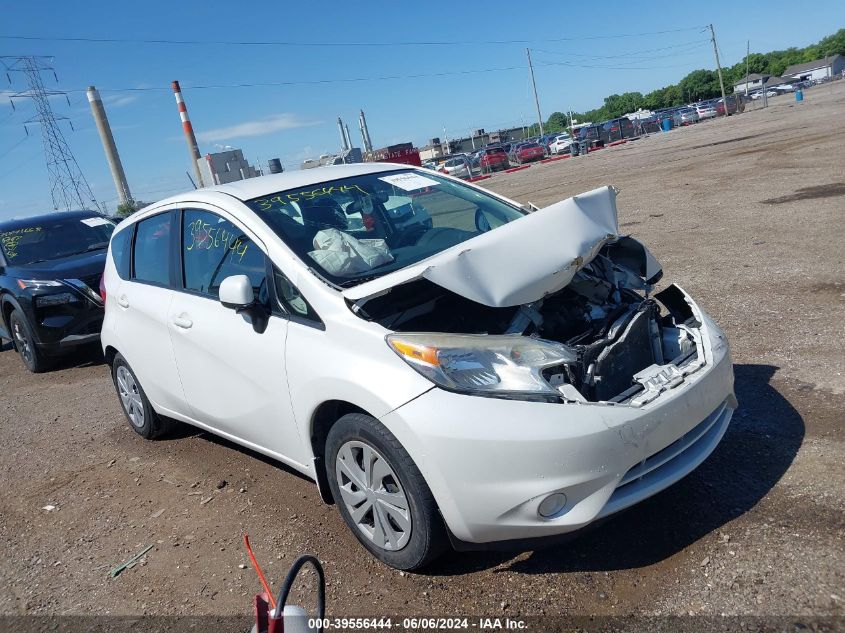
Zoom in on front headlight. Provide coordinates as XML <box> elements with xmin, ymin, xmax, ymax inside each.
<box><xmin>17</xmin><ymin>279</ymin><xmax>63</xmax><ymax>289</ymax></box>
<box><xmin>387</xmin><ymin>333</ymin><xmax>576</xmax><ymax>399</ymax></box>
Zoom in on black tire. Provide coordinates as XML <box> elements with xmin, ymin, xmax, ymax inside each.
<box><xmin>111</xmin><ymin>353</ymin><xmax>173</xmax><ymax>439</ymax></box>
<box><xmin>325</xmin><ymin>413</ymin><xmax>449</xmax><ymax>571</ymax></box>
<box><xmin>9</xmin><ymin>309</ymin><xmax>50</xmax><ymax>373</ymax></box>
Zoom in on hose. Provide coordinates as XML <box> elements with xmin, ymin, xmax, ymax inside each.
<box><xmin>273</xmin><ymin>554</ymin><xmax>325</xmax><ymax>632</ymax></box>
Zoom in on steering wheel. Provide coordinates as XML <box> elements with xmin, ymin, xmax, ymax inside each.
<box><xmin>415</xmin><ymin>227</ymin><xmax>459</xmax><ymax>249</ymax></box>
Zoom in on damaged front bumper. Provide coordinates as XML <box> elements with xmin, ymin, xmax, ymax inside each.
<box><xmin>379</xmin><ymin>294</ymin><xmax>736</xmax><ymax>545</ymax></box>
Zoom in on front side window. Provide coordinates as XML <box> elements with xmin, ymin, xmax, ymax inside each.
<box><xmin>182</xmin><ymin>209</ymin><xmax>268</xmax><ymax>305</ymax></box>
<box><xmin>0</xmin><ymin>216</ymin><xmax>114</xmax><ymax>266</ymax></box>
<box><xmin>133</xmin><ymin>213</ymin><xmax>172</xmax><ymax>286</ymax></box>
<box><xmin>244</xmin><ymin>169</ymin><xmax>525</xmax><ymax>287</ymax></box>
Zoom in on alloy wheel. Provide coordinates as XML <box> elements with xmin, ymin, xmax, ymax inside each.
<box><xmin>116</xmin><ymin>365</ymin><xmax>145</xmax><ymax>428</ymax></box>
<box><xmin>12</xmin><ymin>320</ymin><xmax>33</xmax><ymax>365</ymax></box>
<box><xmin>335</xmin><ymin>440</ymin><xmax>412</xmax><ymax>551</ymax></box>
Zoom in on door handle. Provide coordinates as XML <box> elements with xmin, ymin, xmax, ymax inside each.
<box><xmin>117</xmin><ymin>296</ymin><xmax>129</xmax><ymax>309</ymax></box>
<box><xmin>172</xmin><ymin>316</ymin><xmax>193</xmax><ymax>330</ymax></box>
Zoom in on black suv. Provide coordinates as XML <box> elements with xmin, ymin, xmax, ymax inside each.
<box><xmin>0</xmin><ymin>210</ymin><xmax>116</xmax><ymax>372</ymax></box>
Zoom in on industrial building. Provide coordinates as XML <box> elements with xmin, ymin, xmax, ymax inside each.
<box><xmin>418</xmin><ymin>126</ymin><xmax>532</xmax><ymax>160</ymax></box>
<box><xmin>782</xmin><ymin>55</ymin><xmax>845</xmax><ymax>82</ymax></box>
<box><xmin>198</xmin><ymin>149</ymin><xmax>260</xmax><ymax>186</ymax></box>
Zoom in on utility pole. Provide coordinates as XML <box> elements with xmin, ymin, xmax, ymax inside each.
<box><xmin>87</xmin><ymin>86</ymin><xmax>133</xmax><ymax>208</ymax></box>
<box><xmin>526</xmin><ymin>48</ymin><xmax>544</xmax><ymax>137</ymax></box>
<box><xmin>745</xmin><ymin>40</ymin><xmax>750</xmax><ymax>97</ymax></box>
<box><xmin>708</xmin><ymin>24</ymin><xmax>728</xmax><ymax>116</ymax></box>
<box><xmin>1</xmin><ymin>56</ymin><xmax>100</xmax><ymax>211</ymax></box>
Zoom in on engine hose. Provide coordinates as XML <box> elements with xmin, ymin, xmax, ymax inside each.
<box><xmin>273</xmin><ymin>555</ymin><xmax>325</xmax><ymax>632</ymax></box>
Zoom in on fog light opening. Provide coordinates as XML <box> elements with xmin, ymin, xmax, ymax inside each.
<box><xmin>537</xmin><ymin>492</ymin><xmax>567</xmax><ymax>518</ymax></box>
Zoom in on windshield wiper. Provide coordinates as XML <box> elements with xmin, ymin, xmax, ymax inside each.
<box><xmin>59</xmin><ymin>242</ymin><xmax>110</xmax><ymax>257</ymax></box>
<box><xmin>337</xmin><ymin>274</ymin><xmax>382</xmax><ymax>287</ymax></box>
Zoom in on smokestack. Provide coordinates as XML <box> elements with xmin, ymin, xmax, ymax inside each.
<box><xmin>87</xmin><ymin>86</ymin><xmax>133</xmax><ymax>206</ymax></box>
<box><xmin>359</xmin><ymin>109</ymin><xmax>373</xmax><ymax>152</ymax></box>
<box><xmin>172</xmin><ymin>80</ymin><xmax>205</xmax><ymax>187</ymax></box>
<box><xmin>344</xmin><ymin>123</ymin><xmax>353</xmax><ymax>151</ymax></box>
<box><xmin>337</xmin><ymin>117</ymin><xmax>349</xmax><ymax>151</ymax></box>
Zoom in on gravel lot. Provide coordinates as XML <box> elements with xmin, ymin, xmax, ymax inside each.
<box><xmin>0</xmin><ymin>83</ymin><xmax>843</xmax><ymax>621</ymax></box>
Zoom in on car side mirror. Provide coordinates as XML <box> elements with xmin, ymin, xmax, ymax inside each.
<box><xmin>220</xmin><ymin>274</ymin><xmax>270</xmax><ymax>333</ymax></box>
<box><xmin>219</xmin><ymin>275</ymin><xmax>254</xmax><ymax>309</ymax></box>
<box><xmin>475</xmin><ymin>209</ymin><xmax>491</xmax><ymax>233</ymax></box>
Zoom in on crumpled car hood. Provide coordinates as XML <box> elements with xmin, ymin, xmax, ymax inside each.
<box><xmin>342</xmin><ymin>185</ymin><xmax>621</xmax><ymax>308</ymax></box>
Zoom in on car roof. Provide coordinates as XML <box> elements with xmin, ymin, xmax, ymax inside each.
<box><xmin>149</xmin><ymin>163</ymin><xmax>412</xmax><ymax>208</ymax></box>
<box><xmin>0</xmin><ymin>209</ymin><xmax>101</xmax><ymax>232</ymax></box>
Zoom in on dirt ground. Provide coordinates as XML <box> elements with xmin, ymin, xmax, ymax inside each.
<box><xmin>1</xmin><ymin>82</ymin><xmax>843</xmax><ymax>621</ymax></box>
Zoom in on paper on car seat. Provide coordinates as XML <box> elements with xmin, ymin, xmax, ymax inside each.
<box><xmin>378</xmin><ymin>173</ymin><xmax>440</xmax><ymax>191</ymax></box>
<box><xmin>308</xmin><ymin>229</ymin><xmax>394</xmax><ymax>277</ymax></box>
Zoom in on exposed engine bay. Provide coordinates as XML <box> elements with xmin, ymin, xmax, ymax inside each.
<box><xmin>352</xmin><ymin>239</ymin><xmax>705</xmax><ymax>405</ymax></box>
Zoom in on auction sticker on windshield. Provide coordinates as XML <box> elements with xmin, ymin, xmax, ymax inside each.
<box><xmin>379</xmin><ymin>172</ymin><xmax>439</xmax><ymax>191</ymax></box>
<box><xmin>80</xmin><ymin>217</ymin><xmax>113</xmax><ymax>228</ymax></box>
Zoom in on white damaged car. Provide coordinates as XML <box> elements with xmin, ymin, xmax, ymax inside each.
<box><xmin>101</xmin><ymin>164</ymin><xmax>736</xmax><ymax>570</ymax></box>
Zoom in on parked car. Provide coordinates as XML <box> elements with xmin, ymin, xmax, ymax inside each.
<box><xmin>510</xmin><ymin>142</ymin><xmax>545</xmax><ymax>165</ymax></box>
<box><xmin>577</xmin><ymin>124</ymin><xmax>603</xmax><ymax>147</ymax></box>
<box><xmin>677</xmin><ymin>107</ymin><xmax>700</xmax><ymax>125</ymax></box>
<box><xmin>440</xmin><ymin>156</ymin><xmax>471</xmax><ymax>179</ymax></box>
<box><xmin>694</xmin><ymin>102</ymin><xmax>717</xmax><ymax>120</ymax></box>
<box><xmin>599</xmin><ymin>117</ymin><xmax>636</xmax><ymax>144</ymax></box>
<box><xmin>478</xmin><ymin>147</ymin><xmax>509</xmax><ymax>173</ymax></box>
<box><xmin>0</xmin><ymin>210</ymin><xmax>115</xmax><ymax>372</ymax></box>
<box><xmin>715</xmin><ymin>95</ymin><xmax>742</xmax><ymax>115</ymax></box>
<box><xmin>638</xmin><ymin>115</ymin><xmax>662</xmax><ymax>134</ymax></box>
<box><xmin>548</xmin><ymin>134</ymin><xmax>573</xmax><ymax>155</ymax></box>
<box><xmin>750</xmin><ymin>90</ymin><xmax>778</xmax><ymax>100</ymax></box>
<box><xmin>101</xmin><ymin>164</ymin><xmax>735</xmax><ymax>570</ymax></box>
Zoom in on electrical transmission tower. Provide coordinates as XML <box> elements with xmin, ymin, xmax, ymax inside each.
<box><xmin>2</xmin><ymin>56</ymin><xmax>101</xmax><ymax>211</ymax></box>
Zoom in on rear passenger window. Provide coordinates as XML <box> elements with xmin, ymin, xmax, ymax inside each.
<box><xmin>133</xmin><ymin>213</ymin><xmax>172</xmax><ymax>285</ymax></box>
<box><xmin>110</xmin><ymin>227</ymin><xmax>132</xmax><ymax>280</ymax></box>
<box><xmin>182</xmin><ymin>209</ymin><xmax>268</xmax><ymax>305</ymax></box>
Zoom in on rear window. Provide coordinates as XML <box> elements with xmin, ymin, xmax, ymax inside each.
<box><xmin>110</xmin><ymin>226</ymin><xmax>132</xmax><ymax>280</ymax></box>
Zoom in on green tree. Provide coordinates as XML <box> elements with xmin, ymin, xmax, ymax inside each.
<box><xmin>116</xmin><ymin>200</ymin><xmax>149</xmax><ymax>217</ymax></box>
<box><xmin>545</xmin><ymin>111</ymin><xmax>570</xmax><ymax>133</ymax></box>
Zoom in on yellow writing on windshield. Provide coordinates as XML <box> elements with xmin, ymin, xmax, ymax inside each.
<box><xmin>0</xmin><ymin>227</ymin><xmax>43</xmax><ymax>260</ymax></box>
<box><xmin>253</xmin><ymin>184</ymin><xmax>368</xmax><ymax>211</ymax></box>
<box><xmin>186</xmin><ymin>219</ymin><xmax>249</xmax><ymax>262</ymax></box>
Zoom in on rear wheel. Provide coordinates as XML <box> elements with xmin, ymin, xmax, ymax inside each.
<box><xmin>326</xmin><ymin>413</ymin><xmax>448</xmax><ymax>570</ymax></box>
<box><xmin>112</xmin><ymin>353</ymin><xmax>173</xmax><ymax>439</ymax></box>
<box><xmin>9</xmin><ymin>309</ymin><xmax>49</xmax><ymax>373</ymax></box>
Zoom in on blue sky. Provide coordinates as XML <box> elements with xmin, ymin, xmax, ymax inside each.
<box><xmin>1</xmin><ymin>1</ymin><xmax>842</xmax><ymax>219</ymax></box>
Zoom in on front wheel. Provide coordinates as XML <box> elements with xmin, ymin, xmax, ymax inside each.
<box><xmin>9</xmin><ymin>309</ymin><xmax>49</xmax><ymax>373</ymax></box>
<box><xmin>325</xmin><ymin>413</ymin><xmax>448</xmax><ymax>570</ymax></box>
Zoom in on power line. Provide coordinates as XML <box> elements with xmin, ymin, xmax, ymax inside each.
<box><xmin>0</xmin><ymin>26</ymin><xmax>709</xmax><ymax>48</ymax></box>
<box><xmin>48</xmin><ymin>57</ymin><xmax>703</xmax><ymax>96</ymax></box>
<box><xmin>532</xmin><ymin>39</ymin><xmax>711</xmax><ymax>60</ymax></box>
<box><xmin>0</xmin><ymin>135</ymin><xmax>29</xmax><ymax>160</ymax></box>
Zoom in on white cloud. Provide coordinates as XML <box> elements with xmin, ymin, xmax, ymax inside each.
<box><xmin>196</xmin><ymin>113</ymin><xmax>321</xmax><ymax>142</ymax></box>
<box><xmin>102</xmin><ymin>93</ymin><xmax>139</xmax><ymax>108</ymax></box>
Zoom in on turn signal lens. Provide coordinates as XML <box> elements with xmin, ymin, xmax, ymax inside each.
<box><xmin>386</xmin><ymin>333</ymin><xmax>577</xmax><ymax>399</ymax></box>
<box><xmin>388</xmin><ymin>339</ymin><xmax>440</xmax><ymax>366</ymax></box>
